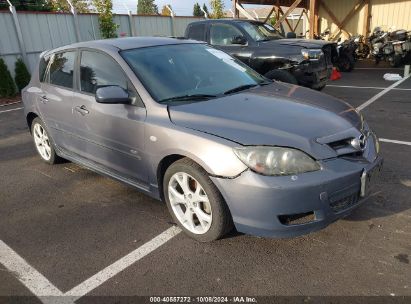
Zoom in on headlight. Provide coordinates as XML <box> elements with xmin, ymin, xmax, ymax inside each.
<box><xmin>301</xmin><ymin>48</ymin><xmax>323</xmax><ymax>60</ymax></box>
<box><xmin>233</xmin><ymin>146</ymin><xmax>321</xmax><ymax>176</ymax></box>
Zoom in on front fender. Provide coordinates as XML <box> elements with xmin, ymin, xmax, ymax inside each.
<box><xmin>145</xmin><ymin>121</ymin><xmax>248</xmax><ymax>186</ymax></box>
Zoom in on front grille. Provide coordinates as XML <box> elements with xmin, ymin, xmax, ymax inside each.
<box><xmin>278</xmin><ymin>211</ymin><xmax>316</xmax><ymax>225</ymax></box>
<box><xmin>329</xmin><ymin>192</ymin><xmax>360</xmax><ymax>213</ymax></box>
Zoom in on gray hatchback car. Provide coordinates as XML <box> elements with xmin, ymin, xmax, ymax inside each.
<box><xmin>23</xmin><ymin>37</ymin><xmax>383</xmax><ymax>242</ymax></box>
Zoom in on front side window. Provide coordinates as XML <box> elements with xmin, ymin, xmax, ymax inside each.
<box><xmin>80</xmin><ymin>51</ymin><xmax>128</xmax><ymax>94</ymax></box>
<box><xmin>121</xmin><ymin>44</ymin><xmax>267</xmax><ymax>103</ymax></box>
<box><xmin>48</xmin><ymin>51</ymin><xmax>75</xmax><ymax>89</ymax></box>
<box><xmin>210</xmin><ymin>24</ymin><xmax>245</xmax><ymax>46</ymax></box>
<box><xmin>80</xmin><ymin>50</ymin><xmax>143</xmax><ymax>107</ymax></box>
<box><xmin>239</xmin><ymin>22</ymin><xmax>283</xmax><ymax>42</ymax></box>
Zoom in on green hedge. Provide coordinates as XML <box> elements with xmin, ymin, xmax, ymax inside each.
<box><xmin>15</xmin><ymin>58</ymin><xmax>31</xmax><ymax>92</ymax></box>
<box><xmin>0</xmin><ymin>58</ymin><xmax>16</xmax><ymax>98</ymax></box>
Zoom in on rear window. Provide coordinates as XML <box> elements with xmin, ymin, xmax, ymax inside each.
<box><xmin>39</xmin><ymin>55</ymin><xmax>50</xmax><ymax>83</ymax></box>
<box><xmin>187</xmin><ymin>23</ymin><xmax>206</xmax><ymax>41</ymax></box>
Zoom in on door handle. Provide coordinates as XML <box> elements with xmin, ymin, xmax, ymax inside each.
<box><xmin>40</xmin><ymin>95</ymin><xmax>49</xmax><ymax>103</ymax></box>
<box><xmin>75</xmin><ymin>105</ymin><xmax>89</xmax><ymax>115</ymax></box>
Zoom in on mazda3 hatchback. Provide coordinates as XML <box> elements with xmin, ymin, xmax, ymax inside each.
<box><xmin>23</xmin><ymin>37</ymin><xmax>383</xmax><ymax>242</ymax></box>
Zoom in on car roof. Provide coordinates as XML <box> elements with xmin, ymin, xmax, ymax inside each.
<box><xmin>44</xmin><ymin>37</ymin><xmax>202</xmax><ymax>55</ymax></box>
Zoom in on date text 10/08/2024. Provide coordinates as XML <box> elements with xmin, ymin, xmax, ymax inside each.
<box><xmin>150</xmin><ymin>296</ymin><xmax>257</xmax><ymax>303</ymax></box>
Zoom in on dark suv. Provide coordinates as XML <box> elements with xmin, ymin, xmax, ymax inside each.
<box><xmin>185</xmin><ymin>19</ymin><xmax>336</xmax><ymax>90</ymax></box>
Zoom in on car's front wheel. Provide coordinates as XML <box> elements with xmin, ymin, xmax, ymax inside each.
<box><xmin>31</xmin><ymin>117</ymin><xmax>60</xmax><ymax>164</ymax></box>
<box><xmin>163</xmin><ymin>158</ymin><xmax>233</xmax><ymax>242</ymax></box>
<box><xmin>265</xmin><ymin>69</ymin><xmax>298</xmax><ymax>84</ymax></box>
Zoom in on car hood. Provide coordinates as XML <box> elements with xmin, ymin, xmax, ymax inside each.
<box><xmin>262</xmin><ymin>38</ymin><xmax>334</xmax><ymax>49</ymax></box>
<box><xmin>168</xmin><ymin>83</ymin><xmax>362</xmax><ymax>160</ymax></box>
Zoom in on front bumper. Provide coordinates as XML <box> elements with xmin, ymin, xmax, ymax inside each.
<box><xmin>293</xmin><ymin>61</ymin><xmax>333</xmax><ymax>89</ymax></box>
<box><xmin>211</xmin><ymin>156</ymin><xmax>383</xmax><ymax>238</ymax></box>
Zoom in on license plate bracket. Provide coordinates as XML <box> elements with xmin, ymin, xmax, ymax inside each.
<box><xmin>360</xmin><ymin>164</ymin><xmax>382</xmax><ymax>197</ymax></box>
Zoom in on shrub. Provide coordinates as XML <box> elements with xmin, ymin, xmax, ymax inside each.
<box><xmin>15</xmin><ymin>58</ymin><xmax>31</xmax><ymax>92</ymax></box>
<box><xmin>0</xmin><ymin>58</ymin><xmax>16</xmax><ymax>98</ymax></box>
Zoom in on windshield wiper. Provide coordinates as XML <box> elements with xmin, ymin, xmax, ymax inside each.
<box><xmin>259</xmin><ymin>80</ymin><xmax>272</xmax><ymax>85</ymax></box>
<box><xmin>159</xmin><ymin>94</ymin><xmax>217</xmax><ymax>103</ymax></box>
<box><xmin>223</xmin><ymin>84</ymin><xmax>259</xmax><ymax>95</ymax></box>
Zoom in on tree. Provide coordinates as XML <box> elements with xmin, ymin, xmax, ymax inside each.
<box><xmin>161</xmin><ymin>4</ymin><xmax>172</xmax><ymax>16</ymax></box>
<box><xmin>137</xmin><ymin>0</ymin><xmax>158</xmax><ymax>15</ymax></box>
<box><xmin>210</xmin><ymin>0</ymin><xmax>224</xmax><ymax>19</ymax></box>
<box><xmin>0</xmin><ymin>0</ymin><xmax>52</xmax><ymax>11</ymax></box>
<box><xmin>0</xmin><ymin>58</ymin><xmax>16</xmax><ymax>98</ymax></box>
<box><xmin>202</xmin><ymin>3</ymin><xmax>209</xmax><ymax>17</ymax></box>
<box><xmin>14</xmin><ymin>58</ymin><xmax>31</xmax><ymax>93</ymax></box>
<box><xmin>49</xmin><ymin>0</ymin><xmax>91</xmax><ymax>13</ymax></box>
<box><xmin>193</xmin><ymin>3</ymin><xmax>202</xmax><ymax>17</ymax></box>
<box><xmin>269</xmin><ymin>16</ymin><xmax>277</xmax><ymax>27</ymax></box>
<box><xmin>92</xmin><ymin>0</ymin><xmax>118</xmax><ymax>39</ymax></box>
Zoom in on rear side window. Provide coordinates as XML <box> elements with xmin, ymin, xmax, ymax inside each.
<box><xmin>80</xmin><ymin>51</ymin><xmax>128</xmax><ymax>94</ymax></box>
<box><xmin>39</xmin><ymin>55</ymin><xmax>50</xmax><ymax>82</ymax></box>
<box><xmin>187</xmin><ymin>23</ymin><xmax>206</xmax><ymax>41</ymax></box>
<box><xmin>48</xmin><ymin>51</ymin><xmax>76</xmax><ymax>89</ymax></box>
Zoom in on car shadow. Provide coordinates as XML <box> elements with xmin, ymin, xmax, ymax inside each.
<box><xmin>343</xmin><ymin>167</ymin><xmax>411</xmax><ymax>222</ymax></box>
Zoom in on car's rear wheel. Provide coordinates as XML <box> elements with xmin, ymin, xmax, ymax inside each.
<box><xmin>31</xmin><ymin>117</ymin><xmax>59</xmax><ymax>164</ymax></box>
<box><xmin>163</xmin><ymin>158</ymin><xmax>233</xmax><ymax>242</ymax></box>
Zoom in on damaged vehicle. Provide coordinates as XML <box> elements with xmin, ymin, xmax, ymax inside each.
<box><xmin>23</xmin><ymin>38</ymin><xmax>382</xmax><ymax>242</ymax></box>
<box><xmin>185</xmin><ymin>19</ymin><xmax>336</xmax><ymax>90</ymax></box>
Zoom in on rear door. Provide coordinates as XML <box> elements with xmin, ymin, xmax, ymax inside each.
<box><xmin>208</xmin><ymin>23</ymin><xmax>251</xmax><ymax>64</ymax></box>
<box><xmin>71</xmin><ymin>49</ymin><xmax>148</xmax><ymax>185</ymax></box>
<box><xmin>37</xmin><ymin>50</ymin><xmax>77</xmax><ymax>151</ymax></box>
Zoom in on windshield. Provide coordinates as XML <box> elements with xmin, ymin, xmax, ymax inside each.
<box><xmin>240</xmin><ymin>22</ymin><xmax>284</xmax><ymax>42</ymax></box>
<box><xmin>121</xmin><ymin>44</ymin><xmax>268</xmax><ymax>103</ymax></box>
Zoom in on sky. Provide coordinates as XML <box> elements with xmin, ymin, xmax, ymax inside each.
<box><xmin>112</xmin><ymin>0</ymin><xmax>233</xmax><ymax>15</ymax></box>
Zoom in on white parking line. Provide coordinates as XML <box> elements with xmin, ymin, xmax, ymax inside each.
<box><xmin>0</xmin><ymin>240</ymin><xmax>66</xmax><ymax>304</ymax></box>
<box><xmin>64</xmin><ymin>226</ymin><xmax>181</xmax><ymax>300</ymax></box>
<box><xmin>0</xmin><ymin>107</ymin><xmax>23</xmax><ymax>114</ymax></box>
<box><xmin>327</xmin><ymin>84</ymin><xmax>411</xmax><ymax>91</ymax></box>
<box><xmin>0</xmin><ymin>101</ymin><xmax>21</xmax><ymax>107</ymax></box>
<box><xmin>355</xmin><ymin>67</ymin><xmax>403</xmax><ymax>70</ymax></box>
<box><xmin>380</xmin><ymin>138</ymin><xmax>411</xmax><ymax>146</ymax></box>
<box><xmin>356</xmin><ymin>75</ymin><xmax>411</xmax><ymax>111</ymax></box>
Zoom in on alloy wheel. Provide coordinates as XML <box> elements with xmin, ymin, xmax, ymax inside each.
<box><xmin>168</xmin><ymin>172</ymin><xmax>212</xmax><ymax>234</ymax></box>
<box><xmin>33</xmin><ymin>123</ymin><xmax>52</xmax><ymax>161</ymax></box>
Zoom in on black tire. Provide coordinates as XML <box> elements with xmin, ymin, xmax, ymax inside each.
<box><xmin>389</xmin><ymin>55</ymin><xmax>402</xmax><ymax>68</ymax></box>
<box><xmin>31</xmin><ymin>117</ymin><xmax>60</xmax><ymax>165</ymax></box>
<box><xmin>316</xmin><ymin>84</ymin><xmax>326</xmax><ymax>91</ymax></box>
<box><xmin>265</xmin><ymin>69</ymin><xmax>298</xmax><ymax>84</ymax></box>
<box><xmin>163</xmin><ymin>158</ymin><xmax>233</xmax><ymax>242</ymax></box>
<box><xmin>338</xmin><ymin>55</ymin><xmax>354</xmax><ymax>72</ymax></box>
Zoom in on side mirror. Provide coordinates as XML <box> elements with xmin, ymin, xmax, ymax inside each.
<box><xmin>95</xmin><ymin>86</ymin><xmax>130</xmax><ymax>104</ymax></box>
<box><xmin>231</xmin><ymin>35</ymin><xmax>247</xmax><ymax>45</ymax></box>
<box><xmin>286</xmin><ymin>32</ymin><xmax>297</xmax><ymax>39</ymax></box>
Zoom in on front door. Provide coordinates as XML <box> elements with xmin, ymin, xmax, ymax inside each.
<box><xmin>209</xmin><ymin>23</ymin><xmax>251</xmax><ymax>65</ymax></box>
<box><xmin>71</xmin><ymin>50</ymin><xmax>148</xmax><ymax>186</ymax></box>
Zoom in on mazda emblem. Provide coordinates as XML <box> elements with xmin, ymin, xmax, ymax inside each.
<box><xmin>350</xmin><ymin>133</ymin><xmax>367</xmax><ymax>151</ymax></box>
